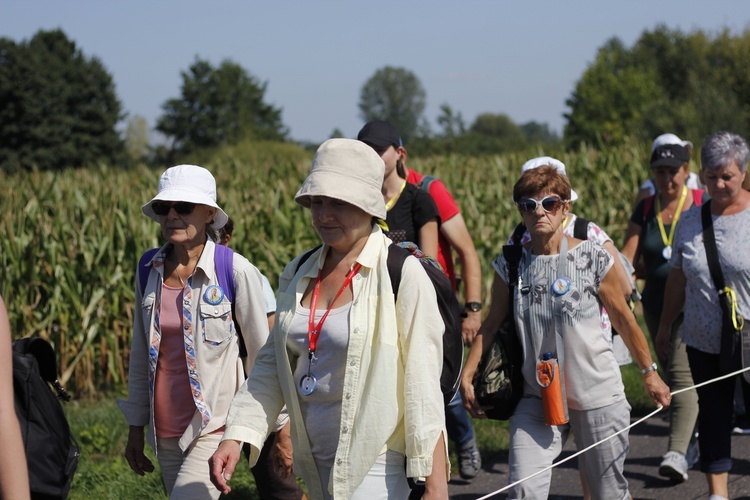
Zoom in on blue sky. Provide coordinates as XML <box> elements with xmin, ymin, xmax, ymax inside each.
<box><xmin>2</xmin><ymin>1</ymin><xmax>748</xmax><ymax>144</ymax></box>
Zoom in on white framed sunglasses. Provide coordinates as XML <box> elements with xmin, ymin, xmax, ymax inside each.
<box><xmin>516</xmin><ymin>195</ymin><xmax>567</xmax><ymax>214</ymax></box>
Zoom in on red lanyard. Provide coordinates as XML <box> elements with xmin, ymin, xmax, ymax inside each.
<box><xmin>307</xmin><ymin>262</ymin><xmax>362</xmax><ymax>355</ymax></box>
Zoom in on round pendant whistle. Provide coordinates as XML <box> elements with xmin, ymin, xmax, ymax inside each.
<box><xmin>551</xmin><ymin>277</ymin><xmax>571</xmax><ymax>296</ymax></box>
<box><xmin>299</xmin><ymin>373</ymin><xmax>318</xmax><ymax>396</ymax></box>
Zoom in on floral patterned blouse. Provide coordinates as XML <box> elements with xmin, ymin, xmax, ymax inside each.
<box><xmin>493</xmin><ymin>239</ymin><xmax>626</xmax><ymax>411</ymax></box>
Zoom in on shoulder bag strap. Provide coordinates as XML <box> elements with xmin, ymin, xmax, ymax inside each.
<box><xmin>701</xmin><ymin>201</ymin><xmax>725</xmax><ymax>292</ymax></box>
<box><xmin>701</xmin><ymin>201</ymin><xmax>741</xmax><ymax>374</ymax></box>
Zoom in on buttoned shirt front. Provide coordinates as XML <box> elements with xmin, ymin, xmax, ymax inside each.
<box><xmin>223</xmin><ymin>227</ymin><xmax>447</xmax><ymax>499</ymax></box>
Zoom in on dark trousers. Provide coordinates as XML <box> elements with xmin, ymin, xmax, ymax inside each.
<box><xmin>687</xmin><ymin>346</ymin><xmax>750</xmax><ymax>473</ymax></box>
<box><xmin>245</xmin><ymin>432</ymin><xmax>305</xmax><ymax>500</ymax></box>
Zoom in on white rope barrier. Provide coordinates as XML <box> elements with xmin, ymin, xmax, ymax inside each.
<box><xmin>476</xmin><ymin>365</ymin><xmax>750</xmax><ymax>500</ymax></box>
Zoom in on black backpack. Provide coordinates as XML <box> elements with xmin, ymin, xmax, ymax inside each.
<box><xmin>13</xmin><ymin>337</ymin><xmax>79</xmax><ymax>499</ymax></box>
<box><xmin>297</xmin><ymin>242</ymin><xmax>464</xmax><ymax>405</ymax></box>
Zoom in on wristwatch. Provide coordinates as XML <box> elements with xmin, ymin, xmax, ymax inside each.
<box><xmin>464</xmin><ymin>302</ymin><xmax>482</xmax><ymax>313</ymax></box>
<box><xmin>640</xmin><ymin>362</ymin><xmax>658</xmax><ymax>375</ymax></box>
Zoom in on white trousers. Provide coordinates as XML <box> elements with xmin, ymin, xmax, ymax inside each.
<box><xmin>157</xmin><ymin>433</ymin><xmax>222</xmax><ymax>500</ymax></box>
<box><xmin>317</xmin><ymin>451</ymin><xmax>411</xmax><ymax>500</ymax></box>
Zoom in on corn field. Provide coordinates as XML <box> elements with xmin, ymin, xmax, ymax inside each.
<box><xmin>0</xmin><ymin>141</ymin><xmax>652</xmax><ymax>397</ymax></box>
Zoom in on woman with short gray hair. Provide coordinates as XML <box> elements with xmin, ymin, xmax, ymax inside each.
<box><xmin>656</xmin><ymin>131</ymin><xmax>750</xmax><ymax>500</ymax></box>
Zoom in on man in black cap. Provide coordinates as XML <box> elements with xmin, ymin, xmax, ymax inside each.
<box><xmin>358</xmin><ymin>120</ymin><xmax>484</xmax><ymax>481</ymax></box>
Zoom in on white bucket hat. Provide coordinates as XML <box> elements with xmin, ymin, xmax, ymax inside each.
<box><xmin>295</xmin><ymin>138</ymin><xmax>387</xmax><ymax>219</ymax></box>
<box><xmin>652</xmin><ymin>133</ymin><xmax>693</xmax><ymax>152</ymax></box>
<box><xmin>520</xmin><ymin>156</ymin><xmax>579</xmax><ymax>201</ymax></box>
<box><xmin>142</xmin><ymin>164</ymin><xmax>229</xmax><ymax>229</ymax></box>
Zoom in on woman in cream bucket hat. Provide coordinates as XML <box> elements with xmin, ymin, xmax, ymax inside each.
<box><xmin>119</xmin><ymin>164</ymin><xmax>273</xmax><ymax>499</ymax></box>
<box><xmin>211</xmin><ymin>139</ymin><xmax>450</xmax><ymax>499</ymax></box>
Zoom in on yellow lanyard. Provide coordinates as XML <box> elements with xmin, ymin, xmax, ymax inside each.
<box><xmin>655</xmin><ymin>185</ymin><xmax>688</xmax><ymax>249</ymax></box>
<box><xmin>725</xmin><ymin>287</ymin><xmax>746</xmax><ymax>331</ymax></box>
<box><xmin>385</xmin><ymin>180</ymin><xmax>407</xmax><ymax>211</ymax></box>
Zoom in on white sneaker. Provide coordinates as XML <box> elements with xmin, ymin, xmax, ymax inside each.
<box><xmin>659</xmin><ymin>450</ymin><xmax>689</xmax><ymax>483</ymax></box>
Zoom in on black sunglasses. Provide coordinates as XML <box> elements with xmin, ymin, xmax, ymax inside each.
<box><xmin>516</xmin><ymin>195</ymin><xmax>566</xmax><ymax>214</ymax></box>
<box><xmin>151</xmin><ymin>201</ymin><xmax>196</xmax><ymax>216</ymax></box>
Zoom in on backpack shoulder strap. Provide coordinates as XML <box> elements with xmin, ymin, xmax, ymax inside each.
<box><xmin>214</xmin><ymin>245</ymin><xmax>236</xmax><ymax>303</ymax></box>
<box><xmin>386</xmin><ymin>244</ymin><xmax>411</xmax><ymax>297</ymax></box>
<box><xmin>138</xmin><ymin>248</ymin><xmax>160</xmax><ymax>296</ymax></box>
<box><xmin>511</xmin><ymin>222</ymin><xmax>527</xmax><ymax>246</ymax></box>
<box><xmin>418</xmin><ymin>175</ymin><xmax>437</xmax><ymax>194</ymax></box>
<box><xmin>573</xmin><ymin>217</ymin><xmax>590</xmax><ymax>240</ymax></box>
<box><xmin>295</xmin><ymin>245</ymin><xmax>323</xmax><ymax>274</ymax></box>
<box><xmin>642</xmin><ymin>195</ymin><xmax>656</xmax><ymax>224</ymax></box>
<box><xmin>502</xmin><ymin>245</ymin><xmax>523</xmax><ymax>289</ymax></box>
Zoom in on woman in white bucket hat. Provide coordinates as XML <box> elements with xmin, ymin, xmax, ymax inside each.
<box><xmin>118</xmin><ymin>164</ymin><xmax>273</xmax><ymax>499</ymax></box>
<box><xmin>210</xmin><ymin>139</ymin><xmax>449</xmax><ymax>499</ymax></box>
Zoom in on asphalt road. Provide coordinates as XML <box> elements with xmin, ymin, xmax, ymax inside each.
<box><xmin>448</xmin><ymin>414</ymin><xmax>750</xmax><ymax>499</ymax></box>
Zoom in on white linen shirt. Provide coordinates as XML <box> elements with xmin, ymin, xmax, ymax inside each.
<box><xmin>117</xmin><ymin>240</ymin><xmax>270</xmax><ymax>452</ymax></box>
<box><xmin>223</xmin><ymin>227</ymin><xmax>448</xmax><ymax>500</ymax></box>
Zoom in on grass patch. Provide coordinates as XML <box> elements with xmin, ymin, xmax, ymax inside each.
<box><xmin>65</xmin><ymin>399</ymin><xmax>260</xmax><ymax>499</ymax></box>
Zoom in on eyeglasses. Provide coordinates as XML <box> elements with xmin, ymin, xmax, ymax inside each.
<box><xmin>516</xmin><ymin>195</ymin><xmax>566</xmax><ymax>214</ymax></box>
<box><xmin>151</xmin><ymin>201</ymin><xmax>196</xmax><ymax>216</ymax></box>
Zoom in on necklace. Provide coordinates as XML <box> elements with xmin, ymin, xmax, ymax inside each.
<box><xmin>176</xmin><ymin>269</ymin><xmax>186</xmax><ymax>288</ymax></box>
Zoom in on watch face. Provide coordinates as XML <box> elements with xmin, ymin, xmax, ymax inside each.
<box><xmin>466</xmin><ymin>302</ymin><xmax>482</xmax><ymax>312</ymax></box>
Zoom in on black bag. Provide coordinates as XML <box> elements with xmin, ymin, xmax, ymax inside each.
<box><xmin>387</xmin><ymin>242</ymin><xmax>464</xmax><ymax>405</ymax></box>
<box><xmin>701</xmin><ymin>202</ymin><xmax>748</xmax><ymax>379</ymax></box>
<box><xmin>473</xmin><ymin>245</ymin><xmax>524</xmax><ymax>420</ymax></box>
<box><xmin>13</xmin><ymin>337</ymin><xmax>79</xmax><ymax>499</ymax></box>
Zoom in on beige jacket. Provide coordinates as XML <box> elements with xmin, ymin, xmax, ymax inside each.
<box><xmin>118</xmin><ymin>240</ymin><xmax>270</xmax><ymax>452</ymax></box>
<box><xmin>223</xmin><ymin>227</ymin><xmax>447</xmax><ymax>499</ymax></box>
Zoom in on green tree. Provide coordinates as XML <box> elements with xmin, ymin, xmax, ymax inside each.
<box><xmin>463</xmin><ymin>112</ymin><xmax>527</xmax><ymax>154</ymax></box>
<box><xmin>520</xmin><ymin>121</ymin><xmax>560</xmax><ymax>145</ymax></box>
<box><xmin>359</xmin><ymin>66</ymin><xmax>426</xmax><ymax>144</ymax></box>
<box><xmin>0</xmin><ymin>29</ymin><xmax>124</xmax><ymax>171</ymax></box>
<box><xmin>124</xmin><ymin>114</ymin><xmax>151</xmax><ymax>163</ymax></box>
<box><xmin>436</xmin><ymin>103</ymin><xmax>466</xmax><ymax>139</ymax></box>
<box><xmin>156</xmin><ymin>57</ymin><xmax>287</xmax><ymax>157</ymax></box>
<box><xmin>565</xmin><ymin>26</ymin><xmax>750</xmax><ymax>148</ymax></box>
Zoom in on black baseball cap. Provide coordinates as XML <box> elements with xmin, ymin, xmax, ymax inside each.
<box><xmin>650</xmin><ymin>144</ymin><xmax>690</xmax><ymax>168</ymax></box>
<box><xmin>357</xmin><ymin>120</ymin><xmax>403</xmax><ymax>150</ymax></box>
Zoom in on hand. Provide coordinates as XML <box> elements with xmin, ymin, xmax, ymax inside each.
<box><xmin>271</xmin><ymin>423</ymin><xmax>294</xmax><ymax>478</ymax></box>
<box><xmin>124</xmin><ymin>426</ymin><xmax>154</xmax><ymax>476</ymax></box>
<box><xmin>459</xmin><ymin>376</ymin><xmax>487</xmax><ymax>419</ymax></box>
<box><xmin>641</xmin><ymin>371</ymin><xmax>672</xmax><ymax>409</ymax></box>
<box><xmin>654</xmin><ymin>326</ymin><xmax>671</xmax><ymax>367</ymax></box>
<box><xmin>461</xmin><ymin>312</ymin><xmax>481</xmax><ymax>345</ymax></box>
<box><xmin>209</xmin><ymin>440</ymin><xmax>242</xmax><ymax>495</ymax></box>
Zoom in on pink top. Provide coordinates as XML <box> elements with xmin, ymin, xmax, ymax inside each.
<box><xmin>154</xmin><ymin>284</ymin><xmax>195</xmax><ymax>438</ymax></box>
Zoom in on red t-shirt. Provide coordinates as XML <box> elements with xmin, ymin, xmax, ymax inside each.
<box><xmin>406</xmin><ymin>169</ymin><xmax>461</xmax><ymax>291</ymax></box>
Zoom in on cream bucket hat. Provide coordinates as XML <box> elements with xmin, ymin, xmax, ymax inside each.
<box><xmin>295</xmin><ymin>139</ymin><xmax>387</xmax><ymax>219</ymax></box>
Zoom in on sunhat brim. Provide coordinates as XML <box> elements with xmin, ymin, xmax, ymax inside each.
<box><xmin>142</xmin><ymin>188</ymin><xmax>229</xmax><ymax>229</ymax></box>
